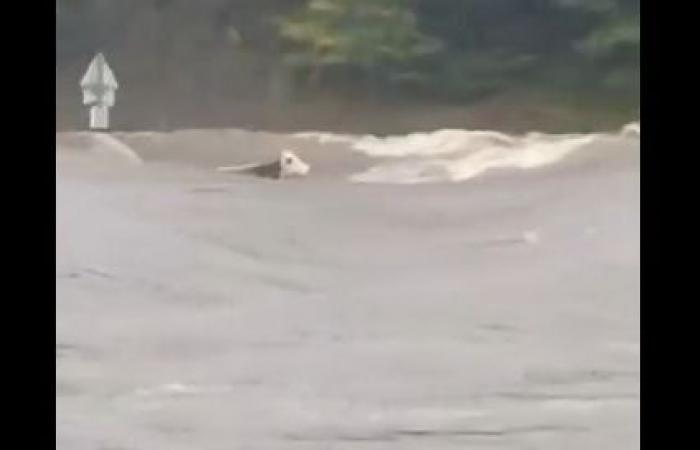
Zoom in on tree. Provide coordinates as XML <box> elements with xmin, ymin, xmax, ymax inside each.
<box><xmin>277</xmin><ymin>0</ymin><xmax>441</xmax><ymax>90</ymax></box>
<box><xmin>553</xmin><ymin>0</ymin><xmax>639</xmax><ymax>90</ymax></box>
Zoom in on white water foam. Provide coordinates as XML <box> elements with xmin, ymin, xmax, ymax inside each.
<box><xmin>353</xmin><ymin>129</ymin><xmax>517</xmax><ymax>158</ymax></box>
<box><xmin>296</xmin><ymin>123</ymin><xmax>638</xmax><ymax>184</ymax></box>
<box><xmin>58</xmin><ymin>122</ymin><xmax>638</xmax><ymax>184</ymax></box>
<box><xmin>132</xmin><ymin>382</ymin><xmax>233</xmax><ymax>398</ymax></box>
<box><xmin>57</xmin><ymin>131</ymin><xmax>143</xmax><ymax>165</ymax></box>
<box><xmin>90</xmin><ymin>133</ymin><xmax>144</xmax><ymax>165</ymax></box>
<box><xmin>620</xmin><ymin>122</ymin><xmax>640</xmax><ymax>138</ymax></box>
<box><xmin>351</xmin><ymin>134</ymin><xmax>601</xmax><ymax>184</ymax></box>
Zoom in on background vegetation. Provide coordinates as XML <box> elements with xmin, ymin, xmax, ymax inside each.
<box><xmin>56</xmin><ymin>0</ymin><xmax>639</xmax><ymax>133</ymax></box>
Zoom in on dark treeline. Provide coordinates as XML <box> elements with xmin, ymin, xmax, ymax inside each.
<box><xmin>56</xmin><ymin>0</ymin><xmax>639</xmax><ymax>133</ymax></box>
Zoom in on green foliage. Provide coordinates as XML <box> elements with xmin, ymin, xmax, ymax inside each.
<box><xmin>579</xmin><ymin>15</ymin><xmax>639</xmax><ymax>59</ymax></box>
<box><xmin>56</xmin><ymin>0</ymin><xmax>639</xmax><ymax>129</ymax></box>
<box><xmin>278</xmin><ymin>0</ymin><xmax>441</xmax><ymax>82</ymax></box>
<box><xmin>551</xmin><ymin>0</ymin><xmax>618</xmax><ymax>13</ymax></box>
<box><xmin>551</xmin><ymin>0</ymin><xmax>639</xmax><ymax>59</ymax></box>
<box><xmin>433</xmin><ymin>51</ymin><xmax>539</xmax><ymax>102</ymax></box>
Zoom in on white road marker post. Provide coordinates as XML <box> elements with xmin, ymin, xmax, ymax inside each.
<box><xmin>80</xmin><ymin>53</ymin><xmax>118</xmax><ymax>131</ymax></box>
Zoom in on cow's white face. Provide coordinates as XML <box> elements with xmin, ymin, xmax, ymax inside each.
<box><xmin>280</xmin><ymin>150</ymin><xmax>310</xmax><ymax>177</ymax></box>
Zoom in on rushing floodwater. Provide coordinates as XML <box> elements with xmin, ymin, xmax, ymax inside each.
<box><xmin>57</xmin><ymin>125</ymin><xmax>639</xmax><ymax>450</ymax></box>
